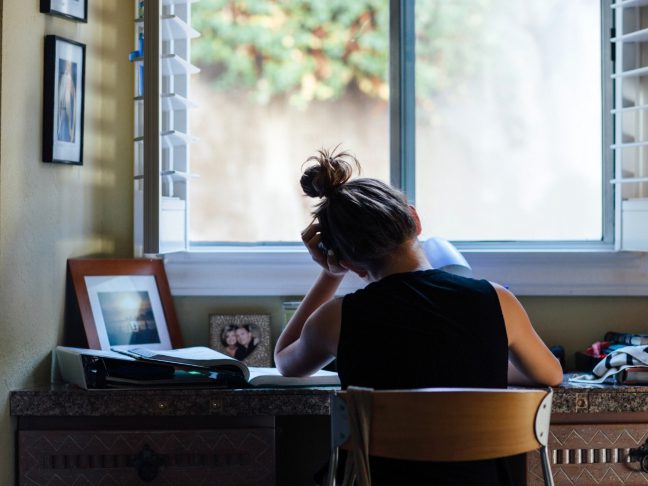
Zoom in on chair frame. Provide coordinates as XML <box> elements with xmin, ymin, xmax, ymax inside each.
<box><xmin>326</xmin><ymin>387</ymin><xmax>554</xmax><ymax>486</ymax></box>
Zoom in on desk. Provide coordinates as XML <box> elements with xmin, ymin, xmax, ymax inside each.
<box><xmin>10</xmin><ymin>385</ymin><xmax>335</xmax><ymax>486</ymax></box>
<box><xmin>11</xmin><ymin>379</ymin><xmax>648</xmax><ymax>485</ymax></box>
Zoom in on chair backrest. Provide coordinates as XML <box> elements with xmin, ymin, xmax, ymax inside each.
<box><xmin>331</xmin><ymin>387</ymin><xmax>553</xmax><ymax>462</ymax></box>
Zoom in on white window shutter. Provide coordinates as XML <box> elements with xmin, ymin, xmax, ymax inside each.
<box><xmin>612</xmin><ymin>0</ymin><xmax>648</xmax><ymax>250</ymax></box>
<box><xmin>134</xmin><ymin>0</ymin><xmax>199</xmax><ymax>256</ymax></box>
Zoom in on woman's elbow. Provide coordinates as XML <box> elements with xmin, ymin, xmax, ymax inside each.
<box><xmin>274</xmin><ymin>349</ymin><xmax>305</xmax><ymax>377</ymax></box>
<box><xmin>544</xmin><ymin>358</ymin><xmax>564</xmax><ymax>387</ymax></box>
<box><xmin>274</xmin><ymin>351</ymin><xmax>291</xmax><ymax>376</ymax></box>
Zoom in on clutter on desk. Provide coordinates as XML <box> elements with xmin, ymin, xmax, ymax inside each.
<box><xmin>570</xmin><ymin>331</ymin><xmax>648</xmax><ymax>384</ymax></box>
<box><xmin>574</xmin><ymin>332</ymin><xmax>648</xmax><ymax>372</ymax></box>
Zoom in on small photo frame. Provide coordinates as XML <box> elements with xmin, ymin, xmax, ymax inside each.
<box><xmin>40</xmin><ymin>0</ymin><xmax>88</xmax><ymax>23</ymax></box>
<box><xmin>67</xmin><ymin>259</ymin><xmax>184</xmax><ymax>351</ymax></box>
<box><xmin>43</xmin><ymin>35</ymin><xmax>86</xmax><ymax>165</ymax></box>
<box><xmin>209</xmin><ymin>314</ymin><xmax>271</xmax><ymax>367</ymax></box>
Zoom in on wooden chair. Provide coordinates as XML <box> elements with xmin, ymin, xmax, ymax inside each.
<box><xmin>325</xmin><ymin>387</ymin><xmax>554</xmax><ymax>486</ymax></box>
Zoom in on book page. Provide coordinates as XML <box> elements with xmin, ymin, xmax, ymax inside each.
<box><xmin>247</xmin><ymin>367</ymin><xmax>340</xmax><ymax>387</ymax></box>
<box><xmin>141</xmin><ymin>346</ymin><xmax>235</xmax><ymax>362</ymax></box>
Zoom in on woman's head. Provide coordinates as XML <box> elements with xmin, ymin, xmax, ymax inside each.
<box><xmin>300</xmin><ymin>147</ymin><xmax>418</xmax><ymax>270</ymax></box>
<box><xmin>220</xmin><ymin>324</ymin><xmax>239</xmax><ymax>347</ymax></box>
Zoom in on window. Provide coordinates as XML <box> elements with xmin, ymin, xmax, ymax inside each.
<box><xmin>184</xmin><ymin>0</ymin><xmax>609</xmax><ymax>246</ymax></box>
<box><xmin>189</xmin><ymin>1</ymin><xmax>390</xmax><ymax>244</ymax></box>
<box><xmin>139</xmin><ymin>0</ymin><xmax>648</xmax><ymax>296</ymax></box>
<box><xmin>414</xmin><ymin>0</ymin><xmax>604</xmax><ymax>242</ymax></box>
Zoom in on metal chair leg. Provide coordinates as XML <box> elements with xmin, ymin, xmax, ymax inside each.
<box><xmin>323</xmin><ymin>447</ymin><xmax>339</xmax><ymax>486</ymax></box>
<box><xmin>540</xmin><ymin>446</ymin><xmax>555</xmax><ymax>486</ymax></box>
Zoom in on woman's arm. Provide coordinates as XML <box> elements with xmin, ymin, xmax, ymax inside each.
<box><xmin>493</xmin><ymin>283</ymin><xmax>563</xmax><ymax>386</ymax></box>
<box><xmin>274</xmin><ymin>222</ymin><xmax>346</xmax><ymax>376</ymax></box>
<box><xmin>274</xmin><ymin>273</ymin><xmax>343</xmax><ymax>376</ymax></box>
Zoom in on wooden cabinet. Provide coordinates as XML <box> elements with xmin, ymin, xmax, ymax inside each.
<box><xmin>11</xmin><ymin>387</ymin><xmax>333</xmax><ymax>486</ymax></box>
<box><xmin>526</xmin><ymin>382</ymin><xmax>648</xmax><ymax>485</ymax></box>
<box><xmin>18</xmin><ymin>428</ymin><xmax>274</xmax><ymax>485</ymax></box>
<box><xmin>528</xmin><ymin>423</ymin><xmax>648</xmax><ymax>485</ymax></box>
<box><xmin>13</xmin><ymin>381</ymin><xmax>648</xmax><ymax>485</ymax></box>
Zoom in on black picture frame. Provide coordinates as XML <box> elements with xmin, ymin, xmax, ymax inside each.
<box><xmin>43</xmin><ymin>35</ymin><xmax>86</xmax><ymax>165</ymax></box>
<box><xmin>40</xmin><ymin>0</ymin><xmax>88</xmax><ymax>23</ymax></box>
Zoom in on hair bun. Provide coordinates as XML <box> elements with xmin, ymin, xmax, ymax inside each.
<box><xmin>301</xmin><ymin>147</ymin><xmax>359</xmax><ymax>198</ymax></box>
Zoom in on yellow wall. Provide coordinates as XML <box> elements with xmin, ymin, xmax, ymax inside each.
<box><xmin>0</xmin><ymin>2</ymin><xmax>133</xmax><ymax>483</ymax></box>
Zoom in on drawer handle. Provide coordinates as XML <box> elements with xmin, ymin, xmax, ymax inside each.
<box><xmin>629</xmin><ymin>439</ymin><xmax>648</xmax><ymax>472</ymax></box>
<box><xmin>133</xmin><ymin>444</ymin><xmax>166</xmax><ymax>482</ymax></box>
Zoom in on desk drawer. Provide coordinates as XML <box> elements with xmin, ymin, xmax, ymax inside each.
<box><xmin>18</xmin><ymin>428</ymin><xmax>274</xmax><ymax>486</ymax></box>
<box><xmin>527</xmin><ymin>424</ymin><xmax>648</xmax><ymax>485</ymax></box>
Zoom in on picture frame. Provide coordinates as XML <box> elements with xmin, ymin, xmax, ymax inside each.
<box><xmin>67</xmin><ymin>259</ymin><xmax>184</xmax><ymax>351</ymax></box>
<box><xmin>43</xmin><ymin>35</ymin><xmax>86</xmax><ymax>165</ymax></box>
<box><xmin>40</xmin><ymin>0</ymin><xmax>88</xmax><ymax>23</ymax></box>
<box><xmin>209</xmin><ymin>314</ymin><xmax>272</xmax><ymax>367</ymax></box>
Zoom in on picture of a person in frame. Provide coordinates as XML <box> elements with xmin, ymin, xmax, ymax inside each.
<box><xmin>56</xmin><ymin>58</ymin><xmax>77</xmax><ymax>143</ymax></box>
<box><xmin>209</xmin><ymin>314</ymin><xmax>271</xmax><ymax>366</ymax></box>
<box><xmin>234</xmin><ymin>324</ymin><xmax>259</xmax><ymax>361</ymax></box>
<box><xmin>97</xmin><ymin>290</ymin><xmax>161</xmax><ymax>346</ymax></box>
<box><xmin>220</xmin><ymin>324</ymin><xmax>241</xmax><ymax>358</ymax></box>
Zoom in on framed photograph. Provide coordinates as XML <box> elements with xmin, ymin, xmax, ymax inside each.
<box><xmin>40</xmin><ymin>0</ymin><xmax>88</xmax><ymax>22</ymax></box>
<box><xmin>209</xmin><ymin>314</ymin><xmax>271</xmax><ymax>367</ymax></box>
<box><xmin>43</xmin><ymin>35</ymin><xmax>86</xmax><ymax>165</ymax></box>
<box><xmin>67</xmin><ymin>259</ymin><xmax>184</xmax><ymax>351</ymax></box>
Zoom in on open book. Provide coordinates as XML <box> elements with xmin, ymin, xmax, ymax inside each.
<box><xmin>114</xmin><ymin>346</ymin><xmax>340</xmax><ymax>387</ymax></box>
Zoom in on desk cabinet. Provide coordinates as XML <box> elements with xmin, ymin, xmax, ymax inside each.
<box><xmin>11</xmin><ymin>387</ymin><xmax>333</xmax><ymax>486</ymax></box>
<box><xmin>526</xmin><ymin>383</ymin><xmax>648</xmax><ymax>485</ymax></box>
<box><xmin>13</xmin><ymin>380</ymin><xmax>648</xmax><ymax>485</ymax></box>
<box><xmin>528</xmin><ymin>423</ymin><xmax>648</xmax><ymax>485</ymax></box>
<box><xmin>19</xmin><ymin>428</ymin><xmax>274</xmax><ymax>485</ymax></box>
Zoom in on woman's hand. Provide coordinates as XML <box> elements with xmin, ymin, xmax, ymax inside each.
<box><xmin>301</xmin><ymin>222</ymin><xmax>347</xmax><ymax>278</ymax></box>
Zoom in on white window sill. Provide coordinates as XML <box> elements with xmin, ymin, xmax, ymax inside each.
<box><xmin>162</xmin><ymin>247</ymin><xmax>648</xmax><ymax>297</ymax></box>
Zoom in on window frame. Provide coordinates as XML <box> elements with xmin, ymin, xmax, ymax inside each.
<box><xmin>154</xmin><ymin>0</ymin><xmax>648</xmax><ymax>297</ymax></box>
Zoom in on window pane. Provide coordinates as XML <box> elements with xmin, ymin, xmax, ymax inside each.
<box><xmin>414</xmin><ymin>0</ymin><xmax>602</xmax><ymax>241</ymax></box>
<box><xmin>190</xmin><ymin>0</ymin><xmax>389</xmax><ymax>244</ymax></box>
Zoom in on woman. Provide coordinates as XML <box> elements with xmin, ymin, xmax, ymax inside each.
<box><xmin>274</xmin><ymin>147</ymin><xmax>563</xmax><ymax>485</ymax></box>
<box><xmin>220</xmin><ymin>324</ymin><xmax>240</xmax><ymax>358</ymax></box>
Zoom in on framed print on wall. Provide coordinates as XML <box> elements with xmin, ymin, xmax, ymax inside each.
<box><xmin>40</xmin><ymin>0</ymin><xmax>88</xmax><ymax>23</ymax></box>
<box><xmin>67</xmin><ymin>259</ymin><xmax>184</xmax><ymax>351</ymax></box>
<box><xmin>42</xmin><ymin>35</ymin><xmax>86</xmax><ymax>165</ymax></box>
<box><xmin>209</xmin><ymin>314</ymin><xmax>272</xmax><ymax>367</ymax></box>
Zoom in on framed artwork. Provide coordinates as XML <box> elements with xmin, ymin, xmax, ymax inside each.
<box><xmin>40</xmin><ymin>0</ymin><xmax>88</xmax><ymax>23</ymax></box>
<box><xmin>209</xmin><ymin>314</ymin><xmax>272</xmax><ymax>367</ymax></box>
<box><xmin>67</xmin><ymin>259</ymin><xmax>184</xmax><ymax>351</ymax></box>
<box><xmin>43</xmin><ymin>35</ymin><xmax>86</xmax><ymax>165</ymax></box>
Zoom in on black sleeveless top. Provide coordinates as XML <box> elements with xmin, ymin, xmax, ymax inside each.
<box><xmin>336</xmin><ymin>269</ymin><xmax>517</xmax><ymax>486</ymax></box>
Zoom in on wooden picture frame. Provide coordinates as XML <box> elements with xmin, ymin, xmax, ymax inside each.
<box><xmin>43</xmin><ymin>35</ymin><xmax>86</xmax><ymax>165</ymax></box>
<box><xmin>67</xmin><ymin>259</ymin><xmax>183</xmax><ymax>351</ymax></box>
<box><xmin>40</xmin><ymin>0</ymin><xmax>88</xmax><ymax>23</ymax></box>
<box><xmin>209</xmin><ymin>314</ymin><xmax>272</xmax><ymax>367</ymax></box>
